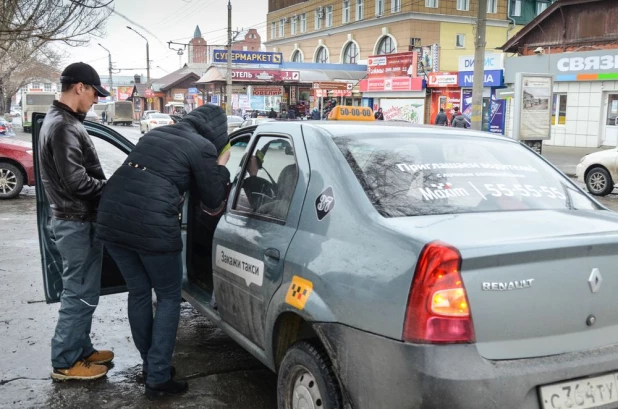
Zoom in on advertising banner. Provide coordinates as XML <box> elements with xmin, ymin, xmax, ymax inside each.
<box><xmin>489</xmin><ymin>97</ymin><xmax>506</xmax><ymax>135</ymax></box>
<box><xmin>314</xmin><ymin>89</ymin><xmax>352</xmax><ymax>97</ymax></box>
<box><xmin>117</xmin><ymin>86</ymin><xmax>133</xmax><ymax>101</ymax></box>
<box><xmin>461</xmin><ymin>89</ymin><xmax>505</xmax><ymax>134</ymax></box>
<box><xmin>427</xmin><ymin>72</ymin><xmax>459</xmax><ymax>88</ymax></box>
<box><xmin>213</xmin><ymin>50</ymin><xmax>283</xmax><ymax>65</ymax></box>
<box><xmin>458</xmin><ymin>53</ymin><xmax>505</xmax><ymax>71</ymax></box>
<box><xmin>514</xmin><ymin>74</ymin><xmax>553</xmax><ymax>140</ymax></box>
<box><xmin>232</xmin><ymin>69</ymin><xmax>300</xmax><ymax>82</ymax></box>
<box><xmin>458</xmin><ymin>70</ymin><xmax>504</xmax><ymax>87</ymax></box>
<box><xmin>379</xmin><ymin>98</ymin><xmax>425</xmax><ymax>124</ymax></box>
<box><xmin>430</xmin><ymin>89</ymin><xmax>461</xmax><ymax>125</ymax></box>
<box><xmin>253</xmin><ymin>86</ymin><xmax>283</xmax><ymax>96</ymax></box>
<box><xmin>360</xmin><ymin>77</ymin><xmax>424</xmax><ymax>92</ymax></box>
<box><xmin>312</xmin><ymin>81</ymin><xmax>352</xmax><ymax>91</ymax></box>
<box><xmin>367</xmin><ymin>52</ymin><xmax>417</xmax><ymax>78</ymax></box>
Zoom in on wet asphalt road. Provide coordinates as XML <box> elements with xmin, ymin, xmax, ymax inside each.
<box><xmin>0</xmin><ymin>124</ymin><xmax>278</xmax><ymax>409</ymax></box>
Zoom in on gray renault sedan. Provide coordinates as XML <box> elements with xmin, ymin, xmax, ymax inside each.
<box><xmin>35</xmin><ymin>116</ymin><xmax>618</xmax><ymax>409</ymax></box>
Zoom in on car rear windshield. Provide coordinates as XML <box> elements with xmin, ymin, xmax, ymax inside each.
<box><xmin>334</xmin><ymin>134</ymin><xmax>601</xmax><ymax>217</ymax></box>
<box><xmin>151</xmin><ymin>114</ymin><xmax>169</xmax><ymax>119</ymax></box>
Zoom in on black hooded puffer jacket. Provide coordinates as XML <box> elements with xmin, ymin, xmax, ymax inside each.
<box><xmin>96</xmin><ymin>104</ymin><xmax>231</xmax><ymax>254</ymax></box>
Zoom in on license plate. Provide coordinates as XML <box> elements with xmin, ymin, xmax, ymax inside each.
<box><xmin>540</xmin><ymin>373</ymin><xmax>618</xmax><ymax>409</ymax></box>
<box><xmin>158</xmin><ymin>121</ymin><xmax>167</xmax><ymax>124</ymax></box>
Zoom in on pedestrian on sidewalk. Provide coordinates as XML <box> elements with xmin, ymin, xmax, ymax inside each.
<box><xmin>95</xmin><ymin>104</ymin><xmax>231</xmax><ymax>400</ymax></box>
<box><xmin>38</xmin><ymin>62</ymin><xmax>114</xmax><ymax>381</ymax></box>
<box><xmin>434</xmin><ymin>108</ymin><xmax>449</xmax><ymax>126</ymax></box>
<box><xmin>451</xmin><ymin>107</ymin><xmax>468</xmax><ymax>128</ymax></box>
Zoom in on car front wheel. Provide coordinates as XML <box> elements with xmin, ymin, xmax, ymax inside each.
<box><xmin>0</xmin><ymin>162</ymin><xmax>24</xmax><ymax>199</ymax></box>
<box><xmin>586</xmin><ymin>167</ymin><xmax>614</xmax><ymax>196</ymax></box>
<box><xmin>277</xmin><ymin>341</ymin><xmax>342</xmax><ymax>409</ymax></box>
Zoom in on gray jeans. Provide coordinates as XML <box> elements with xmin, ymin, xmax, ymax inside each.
<box><xmin>50</xmin><ymin>219</ymin><xmax>103</xmax><ymax>369</ymax></box>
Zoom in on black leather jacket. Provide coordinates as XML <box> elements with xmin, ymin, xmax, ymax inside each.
<box><xmin>39</xmin><ymin>101</ymin><xmax>106</xmax><ymax>221</ymax></box>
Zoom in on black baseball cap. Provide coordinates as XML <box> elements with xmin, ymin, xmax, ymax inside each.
<box><xmin>60</xmin><ymin>62</ymin><xmax>110</xmax><ymax>97</ymax></box>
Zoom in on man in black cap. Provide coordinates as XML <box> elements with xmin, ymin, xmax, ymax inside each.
<box><xmin>38</xmin><ymin>62</ymin><xmax>113</xmax><ymax>381</ymax></box>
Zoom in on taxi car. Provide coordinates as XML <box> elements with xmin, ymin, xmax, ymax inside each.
<box><xmin>33</xmin><ymin>110</ymin><xmax>618</xmax><ymax>409</ymax></box>
<box><xmin>139</xmin><ymin>113</ymin><xmax>174</xmax><ymax>134</ymax></box>
<box><xmin>576</xmin><ymin>148</ymin><xmax>618</xmax><ymax>196</ymax></box>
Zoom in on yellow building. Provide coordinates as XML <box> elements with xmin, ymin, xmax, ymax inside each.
<box><xmin>265</xmin><ymin>0</ymin><xmax>517</xmax><ymax>69</ymax></box>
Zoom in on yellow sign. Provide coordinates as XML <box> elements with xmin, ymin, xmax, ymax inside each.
<box><xmin>285</xmin><ymin>276</ymin><xmax>313</xmax><ymax>310</ymax></box>
<box><xmin>328</xmin><ymin>106</ymin><xmax>375</xmax><ymax>121</ymax></box>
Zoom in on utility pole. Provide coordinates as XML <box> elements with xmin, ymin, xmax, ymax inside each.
<box><xmin>226</xmin><ymin>0</ymin><xmax>233</xmax><ymax>115</ymax></box>
<box><xmin>98</xmin><ymin>43</ymin><xmax>113</xmax><ymax>100</ymax></box>
<box><xmin>471</xmin><ymin>0</ymin><xmax>488</xmax><ymax>131</ymax></box>
<box><xmin>127</xmin><ymin>26</ymin><xmax>151</xmax><ymax>110</ymax></box>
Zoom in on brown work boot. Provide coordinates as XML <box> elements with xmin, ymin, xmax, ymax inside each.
<box><xmin>51</xmin><ymin>360</ymin><xmax>108</xmax><ymax>381</ymax></box>
<box><xmin>84</xmin><ymin>349</ymin><xmax>114</xmax><ymax>364</ymax></box>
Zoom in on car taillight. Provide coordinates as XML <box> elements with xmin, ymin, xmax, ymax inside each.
<box><xmin>403</xmin><ymin>241</ymin><xmax>475</xmax><ymax>344</ymax></box>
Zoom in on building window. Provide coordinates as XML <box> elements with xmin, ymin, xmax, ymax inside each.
<box><xmin>271</xmin><ymin>22</ymin><xmax>276</xmax><ymax>39</ymax></box>
<box><xmin>291</xmin><ymin>50</ymin><xmax>303</xmax><ymax>62</ymax></box>
<box><xmin>511</xmin><ymin>0</ymin><xmax>522</xmax><ymax>16</ymax></box>
<box><xmin>315</xmin><ymin>9</ymin><xmax>322</xmax><ymax>29</ymax></box>
<box><xmin>326</xmin><ymin>5</ymin><xmax>333</xmax><ymax>27</ymax></box>
<box><xmin>487</xmin><ymin>0</ymin><xmax>497</xmax><ymax>13</ymax></box>
<box><xmin>391</xmin><ymin>0</ymin><xmax>401</xmax><ymax>13</ymax></box>
<box><xmin>343</xmin><ymin>0</ymin><xmax>351</xmax><ymax>23</ymax></box>
<box><xmin>44</xmin><ymin>83</ymin><xmax>52</xmax><ymax>92</ymax></box>
<box><xmin>457</xmin><ymin>0</ymin><xmax>469</xmax><ymax>11</ymax></box>
<box><xmin>279</xmin><ymin>19</ymin><xmax>285</xmax><ymax>37</ymax></box>
<box><xmin>32</xmin><ymin>82</ymin><xmax>40</xmax><ymax>89</ymax></box>
<box><xmin>291</xmin><ymin>16</ymin><xmax>297</xmax><ymax>35</ymax></box>
<box><xmin>356</xmin><ymin>0</ymin><xmax>364</xmax><ymax>21</ymax></box>
<box><xmin>343</xmin><ymin>42</ymin><xmax>359</xmax><ymax>64</ymax></box>
<box><xmin>425</xmin><ymin>0</ymin><xmax>438</xmax><ymax>8</ymax></box>
<box><xmin>376</xmin><ymin>35</ymin><xmax>396</xmax><ymax>54</ymax></box>
<box><xmin>376</xmin><ymin>0</ymin><xmax>384</xmax><ymax>16</ymax></box>
<box><xmin>315</xmin><ymin>46</ymin><xmax>329</xmax><ymax>63</ymax></box>
<box><xmin>552</xmin><ymin>94</ymin><xmax>567</xmax><ymax>126</ymax></box>
<box><xmin>300</xmin><ymin>13</ymin><xmax>307</xmax><ymax>32</ymax></box>
<box><xmin>455</xmin><ymin>34</ymin><xmax>465</xmax><ymax>48</ymax></box>
<box><xmin>537</xmin><ymin>1</ymin><xmax>549</xmax><ymax>14</ymax></box>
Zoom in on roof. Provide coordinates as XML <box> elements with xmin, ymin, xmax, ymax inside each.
<box><xmin>253</xmin><ymin>121</ymin><xmax>514</xmax><ymax>142</ymax></box>
<box><xmin>501</xmin><ymin>0</ymin><xmax>604</xmax><ymax>53</ymax></box>
<box><xmin>194</xmin><ymin>25</ymin><xmax>202</xmax><ymax>39</ymax></box>
<box><xmin>152</xmin><ymin>64</ymin><xmax>209</xmax><ymax>91</ymax></box>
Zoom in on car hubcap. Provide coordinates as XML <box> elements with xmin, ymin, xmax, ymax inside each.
<box><xmin>0</xmin><ymin>168</ymin><xmax>17</xmax><ymax>194</ymax></box>
<box><xmin>590</xmin><ymin>172</ymin><xmax>607</xmax><ymax>193</ymax></box>
<box><xmin>291</xmin><ymin>367</ymin><xmax>322</xmax><ymax>409</ymax></box>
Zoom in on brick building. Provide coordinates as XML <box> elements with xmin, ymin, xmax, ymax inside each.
<box><xmin>232</xmin><ymin>28</ymin><xmax>262</xmax><ymax>51</ymax></box>
<box><xmin>188</xmin><ymin>25</ymin><xmax>208</xmax><ymax>64</ymax></box>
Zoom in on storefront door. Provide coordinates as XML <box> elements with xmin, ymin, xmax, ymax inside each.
<box><xmin>603</xmin><ymin>93</ymin><xmax>618</xmax><ymax>146</ymax></box>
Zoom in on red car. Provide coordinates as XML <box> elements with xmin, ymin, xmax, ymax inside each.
<box><xmin>0</xmin><ymin>136</ymin><xmax>34</xmax><ymax>199</ymax></box>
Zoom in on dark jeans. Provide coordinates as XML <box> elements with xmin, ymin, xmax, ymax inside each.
<box><xmin>105</xmin><ymin>244</ymin><xmax>182</xmax><ymax>385</ymax></box>
<box><xmin>50</xmin><ymin>219</ymin><xmax>103</xmax><ymax>369</ymax></box>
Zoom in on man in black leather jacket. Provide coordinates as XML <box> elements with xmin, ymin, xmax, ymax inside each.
<box><xmin>38</xmin><ymin>62</ymin><xmax>114</xmax><ymax>381</ymax></box>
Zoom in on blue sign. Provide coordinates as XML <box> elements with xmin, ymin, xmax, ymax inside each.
<box><xmin>458</xmin><ymin>70</ymin><xmax>504</xmax><ymax>87</ymax></box>
<box><xmin>213</xmin><ymin>49</ymin><xmax>283</xmax><ymax>65</ymax></box>
<box><xmin>188</xmin><ymin>87</ymin><xmax>198</xmax><ymax>95</ymax></box>
<box><xmin>211</xmin><ymin>95</ymin><xmax>219</xmax><ymax>105</ymax></box>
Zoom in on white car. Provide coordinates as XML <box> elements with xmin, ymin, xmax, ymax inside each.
<box><xmin>140</xmin><ymin>113</ymin><xmax>173</xmax><ymax>134</ymax></box>
<box><xmin>227</xmin><ymin>115</ymin><xmax>244</xmax><ymax>133</ymax></box>
<box><xmin>576</xmin><ymin>148</ymin><xmax>618</xmax><ymax>195</ymax></box>
<box><xmin>239</xmin><ymin>118</ymin><xmax>275</xmax><ymax>128</ymax></box>
<box><xmin>85</xmin><ymin>110</ymin><xmax>99</xmax><ymax>122</ymax></box>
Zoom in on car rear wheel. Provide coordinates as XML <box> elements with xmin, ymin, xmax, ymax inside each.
<box><xmin>586</xmin><ymin>167</ymin><xmax>614</xmax><ymax>196</ymax></box>
<box><xmin>0</xmin><ymin>162</ymin><xmax>24</xmax><ymax>199</ymax></box>
<box><xmin>277</xmin><ymin>341</ymin><xmax>342</xmax><ymax>409</ymax></box>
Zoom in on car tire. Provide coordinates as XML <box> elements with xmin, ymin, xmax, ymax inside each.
<box><xmin>0</xmin><ymin>162</ymin><xmax>24</xmax><ymax>199</ymax></box>
<box><xmin>277</xmin><ymin>341</ymin><xmax>343</xmax><ymax>409</ymax></box>
<box><xmin>586</xmin><ymin>167</ymin><xmax>614</xmax><ymax>196</ymax></box>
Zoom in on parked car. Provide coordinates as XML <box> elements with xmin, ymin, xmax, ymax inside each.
<box><xmin>576</xmin><ymin>148</ymin><xmax>618</xmax><ymax>196</ymax></box>
<box><xmin>36</xmin><ymin>118</ymin><xmax>618</xmax><ymax>409</ymax></box>
<box><xmin>227</xmin><ymin>115</ymin><xmax>244</xmax><ymax>133</ymax></box>
<box><xmin>0</xmin><ymin>133</ymin><xmax>34</xmax><ymax>199</ymax></box>
<box><xmin>141</xmin><ymin>110</ymin><xmax>160</xmax><ymax>120</ymax></box>
<box><xmin>140</xmin><ymin>113</ymin><xmax>174</xmax><ymax>134</ymax></box>
<box><xmin>85</xmin><ymin>110</ymin><xmax>99</xmax><ymax>122</ymax></box>
<box><xmin>239</xmin><ymin>118</ymin><xmax>275</xmax><ymax>128</ymax></box>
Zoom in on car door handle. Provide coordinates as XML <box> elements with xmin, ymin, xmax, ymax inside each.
<box><xmin>264</xmin><ymin>248</ymin><xmax>280</xmax><ymax>260</ymax></box>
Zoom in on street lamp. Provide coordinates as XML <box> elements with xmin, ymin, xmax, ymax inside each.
<box><xmin>127</xmin><ymin>26</ymin><xmax>151</xmax><ymax>109</ymax></box>
<box><xmin>98</xmin><ymin>43</ymin><xmax>113</xmax><ymax>100</ymax></box>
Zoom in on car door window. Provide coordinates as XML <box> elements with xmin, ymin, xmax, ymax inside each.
<box><xmin>233</xmin><ymin>136</ymin><xmax>298</xmax><ymax>221</ymax></box>
<box><xmin>90</xmin><ymin>137</ymin><xmax>129</xmax><ymax>179</ymax></box>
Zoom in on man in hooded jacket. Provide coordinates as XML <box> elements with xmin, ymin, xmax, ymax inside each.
<box><xmin>96</xmin><ymin>104</ymin><xmax>231</xmax><ymax>400</ymax></box>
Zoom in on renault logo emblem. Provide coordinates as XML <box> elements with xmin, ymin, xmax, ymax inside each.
<box><xmin>588</xmin><ymin>268</ymin><xmax>603</xmax><ymax>293</ymax></box>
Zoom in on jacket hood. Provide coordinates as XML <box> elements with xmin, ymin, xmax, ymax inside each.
<box><xmin>179</xmin><ymin>104</ymin><xmax>229</xmax><ymax>153</ymax></box>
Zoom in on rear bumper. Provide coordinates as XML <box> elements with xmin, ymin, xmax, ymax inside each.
<box><xmin>315</xmin><ymin>323</ymin><xmax>618</xmax><ymax>409</ymax></box>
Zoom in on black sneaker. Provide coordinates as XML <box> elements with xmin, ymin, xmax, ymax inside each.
<box><xmin>145</xmin><ymin>379</ymin><xmax>188</xmax><ymax>401</ymax></box>
<box><xmin>142</xmin><ymin>366</ymin><xmax>176</xmax><ymax>380</ymax></box>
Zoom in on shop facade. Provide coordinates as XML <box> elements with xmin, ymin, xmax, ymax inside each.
<box><xmin>457</xmin><ymin>54</ymin><xmax>507</xmax><ymax>134</ymax></box>
<box><xmin>359</xmin><ymin>52</ymin><xmax>427</xmax><ymax>123</ymax></box>
<box><xmin>427</xmin><ymin>72</ymin><xmax>460</xmax><ymax>125</ymax></box>
<box><xmin>504</xmin><ymin>49</ymin><xmax>618</xmax><ymax>147</ymax></box>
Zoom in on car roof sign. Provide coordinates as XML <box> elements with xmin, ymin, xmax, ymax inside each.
<box><xmin>328</xmin><ymin>106</ymin><xmax>375</xmax><ymax>121</ymax></box>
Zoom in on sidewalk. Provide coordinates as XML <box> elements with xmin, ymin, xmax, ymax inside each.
<box><xmin>541</xmin><ymin>145</ymin><xmax>610</xmax><ymax>177</ymax></box>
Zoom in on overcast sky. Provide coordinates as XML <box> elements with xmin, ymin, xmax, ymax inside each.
<box><xmin>63</xmin><ymin>0</ymin><xmax>268</xmax><ymax>80</ymax></box>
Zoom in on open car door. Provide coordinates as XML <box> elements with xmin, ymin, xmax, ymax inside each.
<box><xmin>33</xmin><ymin>113</ymin><xmax>135</xmax><ymax>303</ymax></box>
